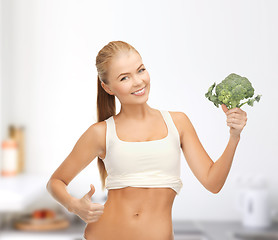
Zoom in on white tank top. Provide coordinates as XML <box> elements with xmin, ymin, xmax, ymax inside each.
<box><xmin>103</xmin><ymin>109</ymin><xmax>183</xmax><ymax>195</ymax></box>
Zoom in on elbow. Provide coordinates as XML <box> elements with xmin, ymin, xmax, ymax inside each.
<box><xmin>211</xmin><ymin>188</ymin><xmax>221</xmax><ymax>194</ymax></box>
<box><xmin>206</xmin><ymin>168</ymin><xmax>222</xmax><ymax>194</ymax></box>
<box><xmin>46</xmin><ymin>178</ymin><xmax>53</xmax><ymax>192</ymax></box>
<box><xmin>205</xmin><ymin>186</ymin><xmax>220</xmax><ymax>194</ymax></box>
<box><xmin>210</xmin><ymin>186</ymin><xmax>222</xmax><ymax>194</ymax></box>
<box><xmin>46</xmin><ymin>180</ymin><xmax>50</xmax><ymax>192</ymax></box>
<box><xmin>205</xmin><ymin>181</ymin><xmax>222</xmax><ymax>194</ymax></box>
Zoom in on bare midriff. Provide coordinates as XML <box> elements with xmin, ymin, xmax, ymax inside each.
<box><xmin>84</xmin><ymin>186</ymin><xmax>177</xmax><ymax>240</ymax></box>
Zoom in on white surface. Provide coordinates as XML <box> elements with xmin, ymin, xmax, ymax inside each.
<box><xmin>0</xmin><ymin>173</ymin><xmax>47</xmax><ymax>211</ymax></box>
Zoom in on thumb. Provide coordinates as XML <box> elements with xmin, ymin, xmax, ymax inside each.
<box><xmin>221</xmin><ymin>104</ymin><xmax>228</xmax><ymax>114</ymax></box>
<box><xmin>84</xmin><ymin>184</ymin><xmax>95</xmax><ymax>201</ymax></box>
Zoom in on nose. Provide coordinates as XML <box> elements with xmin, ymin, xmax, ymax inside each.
<box><xmin>133</xmin><ymin>74</ymin><xmax>144</xmax><ymax>86</ymax></box>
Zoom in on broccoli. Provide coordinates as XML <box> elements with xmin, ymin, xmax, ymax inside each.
<box><xmin>205</xmin><ymin>73</ymin><xmax>262</xmax><ymax>110</ymax></box>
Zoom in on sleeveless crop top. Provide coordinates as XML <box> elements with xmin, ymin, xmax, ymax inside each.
<box><xmin>103</xmin><ymin>109</ymin><xmax>183</xmax><ymax>195</ymax></box>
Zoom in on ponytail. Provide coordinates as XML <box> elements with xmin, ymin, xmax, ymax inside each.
<box><xmin>96</xmin><ymin>75</ymin><xmax>115</xmax><ymax>191</ymax></box>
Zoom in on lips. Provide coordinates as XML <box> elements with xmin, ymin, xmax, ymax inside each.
<box><xmin>132</xmin><ymin>86</ymin><xmax>145</xmax><ymax>94</ymax></box>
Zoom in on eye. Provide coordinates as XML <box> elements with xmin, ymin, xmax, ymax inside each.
<box><xmin>120</xmin><ymin>68</ymin><xmax>146</xmax><ymax>81</ymax></box>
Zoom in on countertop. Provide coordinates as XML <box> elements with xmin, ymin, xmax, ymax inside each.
<box><xmin>173</xmin><ymin>220</ymin><xmax>278</xmax><ymax>240</ymax></box>
<box><xmin>1</xmin><ymin>218</ymin><xmax>278</xmax><ymax>239</ymax></box>
<box><xmin>0</xmin><ymin>218</ymin><xmax>86</xmax><ymax>239</ymax></box>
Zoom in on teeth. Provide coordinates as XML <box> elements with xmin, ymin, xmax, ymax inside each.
<box><xmin>133</xmin><ymin>87</ymin><xmax>145</xmax><ymax>94</ymax></box>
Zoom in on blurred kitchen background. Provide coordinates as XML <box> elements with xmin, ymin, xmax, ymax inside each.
<box><xmin>0</xmin><ymin>0</ymin><xmax>277</xmax><ymax>239</ymax></box>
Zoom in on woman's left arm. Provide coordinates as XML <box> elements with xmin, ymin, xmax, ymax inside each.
<box><xmin>176</xmin><ymin>104</ymin><xmax>247</xmax><ymax>194</ymax></box>
<box><xmin>206</xmin><ymin>104</ymin><xmax>247</xmax><ymax>193</ymax></box>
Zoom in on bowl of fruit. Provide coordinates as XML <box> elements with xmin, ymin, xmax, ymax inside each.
<box><xmin>13</xmin><ymin>208</ymin><xmax>70</xmax><ymax>231</ymax></box>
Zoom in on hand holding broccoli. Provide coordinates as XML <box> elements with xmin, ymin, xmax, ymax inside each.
<box><xmin>205</xmin><ymin>73</ymin><xmax>262</xmax><ymax>110</ymax></box>
<box><xmin>221</xmin><ymin>104</ymin><xmax>247</xmax><ymax>139</ymax></box>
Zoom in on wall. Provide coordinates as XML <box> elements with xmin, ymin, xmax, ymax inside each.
<box><xmin>1</xmin><ymin>0</ymin><xmax>277</xmax><ymax>221</ymax></box>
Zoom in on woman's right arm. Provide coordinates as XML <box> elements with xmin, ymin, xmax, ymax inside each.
<box><xmin>46</xmin><ymin>122</ymin><xmax>105</xmax><ymax>220</ymax></box>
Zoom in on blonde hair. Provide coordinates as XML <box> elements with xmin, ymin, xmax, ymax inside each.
<box><xmin>95</xmin><ymin>40</ymin><xmax>140</xmax><ymax>191</ymax></box>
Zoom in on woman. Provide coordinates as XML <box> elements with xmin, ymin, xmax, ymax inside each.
<box><xmin>46</xmin><ymin>41</ymin><xmax>247</xmax><ymax>240</ymax></box>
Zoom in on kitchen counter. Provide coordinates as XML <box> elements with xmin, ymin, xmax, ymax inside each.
<box><xmin>0</xmin><ymin>219</ymin><xmax>86</xmax><ymax>240</ymax></box>
<box><xmin>1</xmin><ymin>219</ymin><xmax>278</xmax><ymax>239</ymax></box>
<box><xmin>173</xmin><ymin>220</ymin><xmax>278</xmax><ymax>240</ymax></box>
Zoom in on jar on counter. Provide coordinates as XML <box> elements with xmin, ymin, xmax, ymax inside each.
<box><xmin>9</xmin><ymin>125</ymin><xmax>25</xmax><ymax>173</ymax></box>
<box><xmin>1</xmin><ymin>139</ymin><xmax>18</xmax><ymax>177</ymax></box>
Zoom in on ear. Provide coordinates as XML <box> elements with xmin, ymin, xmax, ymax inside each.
<box><xmin>101</xmin><ymin>81</ymin><xmax>114</xmax><ymax>96</ymax></box>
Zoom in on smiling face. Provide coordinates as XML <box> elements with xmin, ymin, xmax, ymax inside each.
<box><xmin>101</xmin><ymin>50</ymin><xmax>150</xmax><ymax>105</ymax></box>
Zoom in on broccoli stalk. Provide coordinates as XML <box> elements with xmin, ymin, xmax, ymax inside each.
<box><xmin>238</xmin><ymin>95</ymin><xmax>262</xmax><ymax>108</ymax></box>
<box><xmin>205</xmin><ymin>73</ymin><xmax>262</xmax><ymax>110</ymax></box>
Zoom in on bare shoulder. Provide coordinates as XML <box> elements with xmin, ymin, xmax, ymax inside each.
<box><xmin>168</xmin><ymin>111</ymin><xmax>191</xmax><ymax>137</ymax></box>
<box><xmin>74</xmin><ymin>120</ymin><xmax>107</xmax><ymax>160</ymax></box>
<box><xmin>168</xmin><ymin>111</ymin><xmax>188</xmax><ymax>122</ymax></box>
<box><xmin>88</xmin><ymin>120</ymin><xmax>107</xmax><ymax>159</ymax></box>
<box><xmin>89</xmin><ymin>120</ymin><xmax>106</xmax><ymax>136</ymax></box>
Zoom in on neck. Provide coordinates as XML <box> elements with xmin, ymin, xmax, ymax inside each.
<box><xmin>119</xmin><ymin>103</ymin><xmax>154</xmax><ymax>120</ymax></box>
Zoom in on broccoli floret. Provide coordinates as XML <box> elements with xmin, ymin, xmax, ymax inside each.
<box><xmin>205</xmin><ymin>73</ymin><xmax>262</xmax><ymax>109</ymax></box>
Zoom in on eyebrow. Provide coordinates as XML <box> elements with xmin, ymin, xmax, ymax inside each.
<box><xmin>117</xmin><ymin>64</ymin><xmax>144</xmax><ymax>79</ymax></box>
